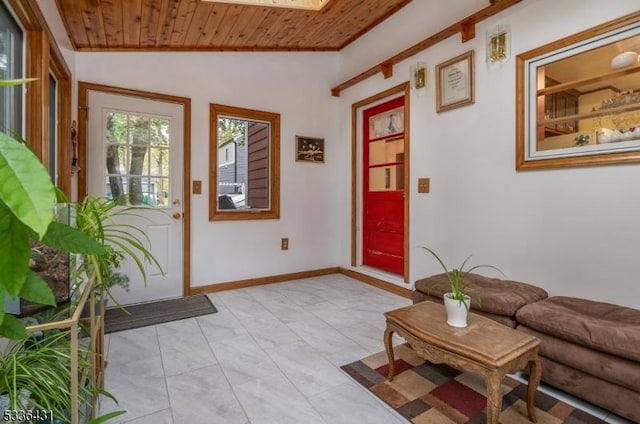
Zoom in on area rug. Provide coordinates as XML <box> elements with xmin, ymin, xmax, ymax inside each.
<box><xmin>341</xmin><ymin>344</ymin><xmax>605</xmax><ymax>424</ymax></box>
<box><xmin>104</xmin><ymin>295</ymin><xmax>217</xmax><ymax>333</ymax></box>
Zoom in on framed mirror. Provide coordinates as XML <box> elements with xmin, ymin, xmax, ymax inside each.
<box><xmin>209</xmin><ymin>103</ymin><xmax>280</xmax><ymax>221</ymax></box>
<box><xmin>516</xmin><ymin>11</ymin><xmax>640</xmax><ymax>170</ymax></box>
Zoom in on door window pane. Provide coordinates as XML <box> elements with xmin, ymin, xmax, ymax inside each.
<box><xmin>104</xmin><ymin>111</ymin><xmax>170</xmax><ymax>206</ymax></box>
<box><xmin>369</xmin><ymin>165</ymin><xmax>405</xmax><ymax>191</ymax></box>
<box><xmin>369</xmin><ymin>138</ymin><xmax>404</xmax><ymax>166</ymax></box>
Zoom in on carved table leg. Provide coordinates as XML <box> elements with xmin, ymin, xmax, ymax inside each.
<box><xmin>486</xmin><ymin>372</ymin><xmax>504</xmax><ymax>424</ymax></box>
<box><xmin>526</xmin><ymin>356</ymin><xmax>542</xmax><ymax>423</ymax></box>
<box><xmin>384</xmin><ymin>325</ymin><xmax>395</xmax><ymax>381</ymax></box>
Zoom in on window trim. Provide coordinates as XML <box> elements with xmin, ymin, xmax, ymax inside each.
<box><xmin>7</xmin><ymin>0</ymin><xmax>72</xmax><ymax>198</ymax></box>
<box><xmin>209</xmin><ymin>103</ymin><xmax>280</xmax><ymax>221</ymax></box>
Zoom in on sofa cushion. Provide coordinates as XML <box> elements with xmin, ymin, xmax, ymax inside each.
<box><xmin>414</xmin><ymin>273</ymin><xmax>548</xmax><ymax>317</ymax></box>
<box><xmin>517</xmin><ymin>325</ymin><xmax>640</xmax><ymax>393</ymax></box>
<box><xmin>516</xmin><ymin>296</ymin><xmax>640</xmax><ymax>362</ymax></box>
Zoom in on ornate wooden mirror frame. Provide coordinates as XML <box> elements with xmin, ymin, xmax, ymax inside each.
<box><xmin>516</xmin><ymin>11</ymin><xmax>640</xmax><ymax>170</ymax></box>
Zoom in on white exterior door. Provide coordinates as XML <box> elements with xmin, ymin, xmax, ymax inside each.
<box><xmin>87</xmin><ymin>91</ymin><xmax>184</xmax><ymax>305</ymax></box>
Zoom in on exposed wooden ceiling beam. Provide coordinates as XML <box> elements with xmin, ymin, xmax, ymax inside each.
<box><xmin>330</xmin><ymin>0</ymin><xmax>522</xmax><ymax>97</ymax></box>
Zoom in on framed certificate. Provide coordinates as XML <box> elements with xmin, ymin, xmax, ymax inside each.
<box><xmin>436</xmin><ymin>50</ymin><xmax>475</xmax><ymax>113</ymax></box>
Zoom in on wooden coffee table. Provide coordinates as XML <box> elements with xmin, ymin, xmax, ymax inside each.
<box><xmin>384</xmin><ymin>301</ymin><xmax>541</xmax><ymax>424</ymax></box>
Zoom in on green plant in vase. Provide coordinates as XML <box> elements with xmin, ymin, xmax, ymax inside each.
<box><xmin>420</xmin><ymin>247</ymin><xmax>503</xmax><ymax>328</ymax></box>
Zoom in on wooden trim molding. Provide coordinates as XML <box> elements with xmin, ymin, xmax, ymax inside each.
<box><xmin>351</xmin><ymin>82</ymin><xmax>411</xmax><ymax>283</ymax></box>
<box><xmin>189</xmin><ymin>266</ymin><xmax>413</xmax><ymax>300</ymax></box>
<box><xmin>338</xmin><ymin>268</ymin><xmax>413</xmax><ymax>299</ymax></box>
<box><xmin>331</xmin><ymin>0</ymin><xmax>522</xmax><ymax>96</ymax></box>
<box><xmin>208</xmin><ymin>103</ymin><xmax>281</xmax><ymax>221</ymax></box>
<box><xmin>50</xmin><ymin>46</ymin><xmax>72</xmax><ymax>198</ymax></box>
<box><xmin>6</xmin><ymin>0</ymin><xmax>73</xmax><ymax>198</ymax></box>
<box><xmin>189</xmin><ymin>267</ymin><xmax>340</xmax><ymax>295</ymax></box>
<box><xmin>77</xmin><ymin>82</ymin><xmax>193</xmax><ymax>297</ymax></box>
<box><xmin>25</xmin><ymin>30</ymin><xmax>49</xmax><ymax>163</ymax></box>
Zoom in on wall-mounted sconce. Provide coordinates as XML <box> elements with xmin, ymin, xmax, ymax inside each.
<box><xmin>486</xmin><ymin>25</ymin><xmax>511</xmax><ymax>70</ymax></box>
<box><xmin>410</xmin><ymin>62</ymin><xmax>427</xmax><ymax>96</ymax></box>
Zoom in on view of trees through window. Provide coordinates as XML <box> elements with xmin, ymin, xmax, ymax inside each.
<box><xmin>105</xmin><ymin>111</ymin><xmax>170</xmax><ymax>206</ymax></box>
<box><xmin>218</xmin><ymin>117</ymin><xmax>246</xmax><ymax>145</ymax></box>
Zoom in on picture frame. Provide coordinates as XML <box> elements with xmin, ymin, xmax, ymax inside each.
<box><xmin>436</xmin><ymin>50</ymin><xmax>475</xmax><ymax>113</ymax></box>
<box><xmin>296</xmin><ymin>136</ymin><xmax>325</xmax><ymax>163</ymax></box>
<box><xmin>368</xmin><ymin>106</ymin><xmax>404</xmax><ymax>139</ymax></box>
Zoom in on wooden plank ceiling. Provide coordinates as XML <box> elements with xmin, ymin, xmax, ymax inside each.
<box><xmin>55</xmin><ymin>0</ymin><xmax>413</xmax><ymax>51</ymax></box>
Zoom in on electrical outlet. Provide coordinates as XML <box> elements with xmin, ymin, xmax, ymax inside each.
<box><xmin>281</xmin><ymin>238</ymin><xmax>289</xmax><ymax>250</ymax></box>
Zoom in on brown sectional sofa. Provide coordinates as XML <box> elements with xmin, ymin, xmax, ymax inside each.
<box><xmin>516</xmin><ymin>297</ymin><xmax>640</xmax><ymax>423</ymax></box>
<box><xmin>413</xmin><ymin>274</ymin><xmax>640</xmax><ymax>422</ymax></box>
<box><xmin>413</xmin><ymin>272</ymin><xmax>549</xmax><ymax>328</ymax></box>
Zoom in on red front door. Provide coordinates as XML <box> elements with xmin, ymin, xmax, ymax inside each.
<box><xmin>362</xmin><ymin>96</ymin><xmax>405</xmax><ymax>275</ymax></box>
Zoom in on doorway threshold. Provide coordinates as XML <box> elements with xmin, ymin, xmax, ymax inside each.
<box><xmin>339</xmin><ymin>266</ymin><xmax>414</xmax><ymax>299</ymax></box>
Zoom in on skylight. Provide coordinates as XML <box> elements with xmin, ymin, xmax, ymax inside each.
<box><xmin>201</xmin><ymin>0</ymin><xmax>331</xmax><ymax>10</ymax></box>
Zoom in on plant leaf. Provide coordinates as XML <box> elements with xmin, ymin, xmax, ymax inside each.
<box><xmin>42</xmin><ymin>221</ymin><xmax>106</xmax><ymax>255</ymax></box>
<box><xmin>0</xmin><ymin>314</ymin><xmax>27</xmax><ymax>339</ymax></box>
<box><xmin>0</xmin><ymin>290</ymin><xmax>5</xmax><ymax>326</ymax></box>
<box><xmin>0</xmin><ymin>206</ymin><xmax>31</xmax><ymax>296</ymax></box>
<box><xmin>0</xmin><ymin>78</ymin><xmax>37</xmax><ymax>87</ymax></box>
<box><xmin>19</xmin><ymin>271</ymin><xmax>56</xmax><ymax>306</ymax></box>
<box><xmin>87</xmin><ymin>410</ymin><xmax>127</xmax><ymax>424</ymax></box>
<box><xmin>0</xmin><ymin>133</ymin><xmax>55</xmax><ymax>238</ymax></box>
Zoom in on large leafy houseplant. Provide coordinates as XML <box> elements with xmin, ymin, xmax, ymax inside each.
<box><xmin>0</xmin><ymin>79</ymin><xmax>105</xmax><ymax>338</ymax></box>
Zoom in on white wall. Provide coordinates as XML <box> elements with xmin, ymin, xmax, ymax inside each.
<box><xmin>74</xmin><ymin>51</ymin><xmax>342</xmax><ymax>287</ymax></box>
<box><xmin>40</xmin><ymin>0</ymin><xmax>640</xmax><ymax>306</ymax></box>
<box><xmin>337</xmin><ymin>0</ymin><xmax>640</xmax><ymax>308</ymax></box>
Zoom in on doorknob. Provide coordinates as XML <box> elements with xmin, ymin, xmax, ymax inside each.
<box><xmin>172</xmin><ymin>199</ymin><xmax>181</xmax><ymax>206</ymax></box>
<box><xmin>172</xmin><ymin>212</ymin><xmax>182</xmax><ymax>220</ymax></box>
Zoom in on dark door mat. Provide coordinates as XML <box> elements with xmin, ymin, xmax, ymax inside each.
<box><xmin>104</xmin><ymin>295</ymin><xmax>217</xmax><ymax>334</ymax></box>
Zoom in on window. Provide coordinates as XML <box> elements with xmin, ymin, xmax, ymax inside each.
<box><xmin>209</xmin><ymin>104</ymin><xmax>280</xmax><ymax>220</ymax></box>
<box><xmin>0</xmin><ymin>1</ymin><xmax>23</xmax><ymax>136</ymax></box>
<box><xmin>0</xmin><ymin>1</ymin><xmax>72</xmax><ymax>197</ymax></box>
<box><xmin>104</xmin><ymin>111</ymin><xmax>170</xmax><ymax>206</ymax></box>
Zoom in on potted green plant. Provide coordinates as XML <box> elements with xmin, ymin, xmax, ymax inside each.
<box><xmin>73</xmin><ymin>195</ymin><xmax>163</xmax><ymax>304</ymax></box>
<box><xmin>420</xmin><ymin>247</ymin><xmax>503</xmax><ymax>328</ymax></box>
<box><xmin>0</xmin><ymin>331</ymin><xmax>117</xmax><ymax>424</ymax></box>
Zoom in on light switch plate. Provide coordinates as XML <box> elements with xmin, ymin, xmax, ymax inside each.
<box><xmin>193</xmin><ymin>180</ymin><xmax>202</xmax><ymax>194</ymax></box>
<box><xmin>418</xmin><ymin>178</ymin><xmax>430</xmax><ymax>193</ymax></box>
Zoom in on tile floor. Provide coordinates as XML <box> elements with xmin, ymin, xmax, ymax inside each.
<box><xmin>99</xmin><ymin>274</ymin><xmax>633</xmax><ymax>424</ymax></box>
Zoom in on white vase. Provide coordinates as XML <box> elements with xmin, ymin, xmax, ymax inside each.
<box><xmin>443</xmin><ymin>293</ymin><xmax>471</xmax><ymax>328</ymax></box>
<box><xmin>597</xmin><ymin>131</ymin><xmax>611</xmax><ymax>144</ymax></box>
<box><xmin>610</xmin><ymin>130</ymin><xmax>623</xmax><ymax>142</ymax></box>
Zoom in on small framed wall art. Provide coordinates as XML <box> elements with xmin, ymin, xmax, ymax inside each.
<box><xmin>436</xmin><ymin>50</ymin><xmax>475</xmax><ymax>113</ymax></box>
<box><xmin>296</xmin><ymin>136</ymin><xmax>325</xmax><ymax>163</ymax></box>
